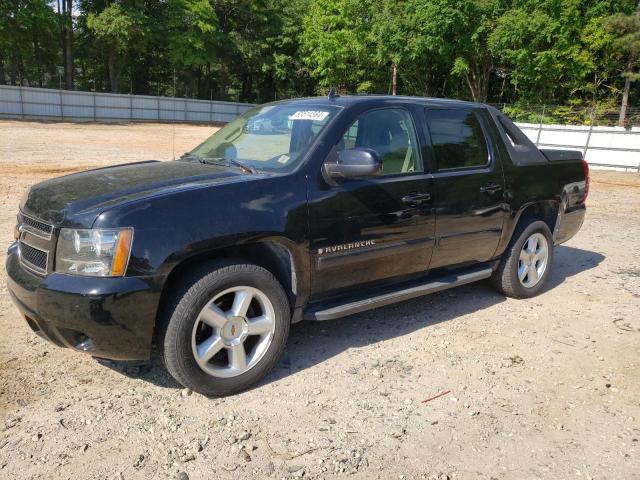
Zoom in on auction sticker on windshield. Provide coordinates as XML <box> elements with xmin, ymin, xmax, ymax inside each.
<box><xmin>289</xmin><ymin>110</ymin><xmax>330</xmax><ymax>121</ymax></box>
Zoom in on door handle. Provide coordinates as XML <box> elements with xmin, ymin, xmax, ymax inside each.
<box><xmin>402</xmin><ymin>192</ymin><xmax>431</xmax><ymax>206</ymax></box>
<box><xmin>480</xmin><ymin>182</ymin><xmax>503</xmax><ymax>194</ymax></box>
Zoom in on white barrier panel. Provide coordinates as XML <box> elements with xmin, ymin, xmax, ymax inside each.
<box><xmin>0</xmin><ymin>85</ymin><xmax>253</xmax><ymax>124</ymax></box>
<box><xmin>515</xmin><ymin>122</ymin><xmax>639</xmax><ymax>170</ymax></box>
<box><xmin>0</xmin><ymin>86</ymin><xmax>637</xmax><ymax>170</ymax></box>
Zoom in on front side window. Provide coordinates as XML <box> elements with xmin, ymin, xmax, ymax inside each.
<box><xmin>336</xmin><ymin>108</ymin><xmax>420</xmax><ymax>175</ymax></box>
<box><xmin>425</xmin><ymin>109</ymin><xmax>489</xmax><ymax>170</ymax></box>
<box><xmin>190</xmin><ymin>104</ymin><xmax>340</xmax><ymax>172</ymax></box>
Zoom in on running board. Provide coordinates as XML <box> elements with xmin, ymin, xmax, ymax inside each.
<box><xmin>304</xmin><ymin>267</ymin><xmax>493</xmax><ymax>321</ymax></box>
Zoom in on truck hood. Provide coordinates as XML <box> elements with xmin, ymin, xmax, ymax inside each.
<box><xmin>20</xmin><ymin>160</ymin><xmax>256</xmax><ymax>225</ymax></box>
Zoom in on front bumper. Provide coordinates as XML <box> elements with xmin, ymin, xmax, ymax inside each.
<box><xmin>6</xmin><ymin>242</ymin><xmax>162</xmax><ymax>360</ymax></box>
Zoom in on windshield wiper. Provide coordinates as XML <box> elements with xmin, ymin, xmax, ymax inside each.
<box><xmin>181</xmin><ymin>152</ymin><xmax>259</xmax><ymax>175</ymax></box>
<box><xmin>197</xmin><ymin>156</ymin><xmax>259</xmax><ymax>175</ymax></box>
<box><xmin>180</xmin><ymin>152</ymin><xmax>204</xmax><ymax>162</ymax></box>
<box><xmin>225</xmin><ymin>158</ymin><xmax>259</xmax><ymax>175</ymax></box>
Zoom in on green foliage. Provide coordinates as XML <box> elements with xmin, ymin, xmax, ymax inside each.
<box><xmin>86</xmin><ymin>2</ymin><xmax>146</xmax><ymax>91</ymax></box>
<box><xmin>0</xmin><ymin>0</ymin><xmax>60</xmax><ymax>86</ymax></box>
<box><xmin>604</xmin><ymin>7</ymin><xmax>640</xmax><ymax>81</ymax></box>
<box><xmin>87</xmin><ymin>4</ymin><xmax>141</xmax><ymax>54</ymax></box>
<box><xmin>301</xmin><ymin>0</ymin><xmax>377</xmax><ymax>92</ymax></box>
<box><xmin>0</xmin><ymin>0</ymin><xmax>637</xmax><ymax>112</ymax></box>
<box><xmin>165</xmin><ymin>0</ymin><xmax>219</xmax><ymax>68</ymax></box>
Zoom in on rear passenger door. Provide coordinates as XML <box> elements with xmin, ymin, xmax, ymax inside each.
<box><xmin>425</xmin><ymin>108</ymin><xmax>506</xmax><ymax>269</ymax></box>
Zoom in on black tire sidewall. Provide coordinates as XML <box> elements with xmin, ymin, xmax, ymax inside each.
<box><xmin>506</xmin><ymin>221</ymin><xmax>554</xmax><ymax>298</ymax></box>
<box><xmin>163</xmin><ymin>263</ymin><xmax>290</xmax><ymax>397</ymax></box>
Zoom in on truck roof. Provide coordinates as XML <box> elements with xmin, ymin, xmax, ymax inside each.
<box><xmin>274</xmin><ymin>95</ymin><xmax>483</xmax><ymax>109</ymax></box>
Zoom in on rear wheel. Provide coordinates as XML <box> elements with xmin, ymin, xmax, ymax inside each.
<box><xmin>492</xmin><ymin>220</ymin><xmax>554</xmax><ymax>298</ymax></box>
<box><xmin>160</xmin><ymin>262</ymin><xmax>290</xmax><ymax>396</ymax></box>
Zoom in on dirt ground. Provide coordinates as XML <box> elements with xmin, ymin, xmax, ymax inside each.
<box><xmin>0</xmin><ymin>120</ymin><xmax>638</xmax><ymax>480</ymax></box>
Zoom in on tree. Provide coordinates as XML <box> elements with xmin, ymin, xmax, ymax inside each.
<box><xmin>0</xmin><ymin>1</ymin><xmax>60</xmax><ymax>87</ymax></box>
<box><xmin>162</xmin><ymin>0</ymin><xmax>220</xmax><ymax>98</ymax></box>
<box><xmin>301</xmin><ymin>0</ymin><xmax>378</xmax><ymax>93</ymax></box>
<box><xmin>57</xmin><ymin>0</ymin><xmax>74</xmax><ymax>89</ymax></box>
<box><xmin>87</xmin><ymin>2</ymin><xmax>144</xmax><ymax>92</ymax></box>
<box><xmin>441</xmin><ymin>0</ymin><xmax>502</xmax><ymax>102</ymax></box>
<box><xmin>370</xmin><ymin>0</ymin><xmax>412</xmax><ymax>95</ymax></box>
<box><xmin>1</xmin><ymin>0</ymin><xmax>638</xmax><ymax>116</ymax></box>
<box><xmin>401</xmin><ymin>0</ymin><xmax>503</xmax><ymax>101</ymax></box>
<box><xmin>605</xmin><ymin>1</ymin><xmax>640</xmax><ymax>126</ymax></box>
<box><xmin>215</xmin><ymin>0</ymin><xmax>274</xmax><ymax>102</ymax></box>
<box><xmin>488</xmin><ymin>0</ymin><xmax>592</xmax><ymax>105</ymax></box>
<box><xmin>268</xmin><ymin>0</ymin><xmax>315</xmax><ymax>100</ymax></box>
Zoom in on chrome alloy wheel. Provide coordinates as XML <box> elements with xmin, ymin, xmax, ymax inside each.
<box><xmin>518</xmin><ymin>232</ymin><xmax>549</xmax><ymax>288</ymax></box>
<box><xmin>191</xmin><ymin>286</ymin><xmax>276</xmax><ymax>378</ymax></box>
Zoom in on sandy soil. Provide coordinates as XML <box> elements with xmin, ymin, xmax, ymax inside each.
<box><xmin>0</xmin><ymin>121</ymin><xmax>638</xmax><ymax>480</ymax></box>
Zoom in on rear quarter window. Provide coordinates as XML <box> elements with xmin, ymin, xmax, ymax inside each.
<box><xmin>425</xmin><ymin>109</ymin><xmax>489</xmax><ymax>170</ymax></box>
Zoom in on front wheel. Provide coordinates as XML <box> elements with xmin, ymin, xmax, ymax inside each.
<box><xmin>492</xmin><ymin>220</ymin><xmax>554</xmax><ymax>298</ymax></box>
<box><xmin>160</xmin><ymin>262</ymin><xmax>290</xmax><ymax>396</ymax></box>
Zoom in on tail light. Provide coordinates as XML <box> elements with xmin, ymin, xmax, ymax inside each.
<box><xmin>582</xmin><ymin>158</ymin><xmax>590</xmax><ymax>203</ymax></box>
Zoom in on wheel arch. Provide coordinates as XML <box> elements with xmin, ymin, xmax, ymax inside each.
<box><xmin>152</xmin><ymin>238</ymin><xmax>306</xmax><ymax>351</ymax></box>
<box><xmin>495</xmin><ymin>200</ymin><xmax>559</xmax><ymax>258</ymax></box>
<box><xmin>511</xmin><ymin>200</ymin><xmax>559</xmax><ymax>241</ymax></box>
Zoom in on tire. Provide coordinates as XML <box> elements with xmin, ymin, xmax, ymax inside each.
<box><xmin>491</xmin><ymin>220</ymin><xmax>554</xmax><ymax>299</ymax></box>
<box><xmin>159</xmin><ymin>261</ymin><xmax>290</xmax><ymax>397</ymax></box>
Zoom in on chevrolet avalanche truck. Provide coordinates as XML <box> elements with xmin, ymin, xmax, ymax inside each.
<box><xmin>6</xmin><ymin>95</ymin><xmax>588</xmax><ymax>396</ymax></box>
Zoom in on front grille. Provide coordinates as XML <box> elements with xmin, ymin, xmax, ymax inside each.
<box><xmin>19</xmin><ymin>242</ymin><xmax>48</xmax><ymax>274</ymax></box>
<box><xmin>18</xmin><ymin>213</ymin><xmax>53</xmax><ymax>239</ymax></box>
<box><xmin>16</xmin><ymin>212</ymin><xmax>54</xmax><ymax>275</ymax></box>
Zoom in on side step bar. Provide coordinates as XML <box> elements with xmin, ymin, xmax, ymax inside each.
<box><xmin>304</xmin><ymin>267</ymin><xmax>493</xmax><ymax>321</ymax></box>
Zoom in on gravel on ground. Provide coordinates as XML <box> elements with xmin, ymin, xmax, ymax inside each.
<box><xmin>0</xmin><ymin>121</ymin><xmax>638</xmax><ymax>480</ymax></box>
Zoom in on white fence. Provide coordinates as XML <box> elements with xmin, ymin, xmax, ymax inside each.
<box><xmin>515</xmin><ymin>122</ymin><xmax>640</xmax><ymax>171</ymax></box>
<box><xmin>1</xmin><ymin>85</ymin><xmax>638</xmax><ymax>171</ymax></box>
<box><xmin>0</xmin><ymin>85</ymin><xmax>254</xmax><ymax>124</ymax></box>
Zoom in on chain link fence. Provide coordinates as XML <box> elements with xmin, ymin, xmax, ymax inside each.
<box><xmin>490</xmin><ymin>103</ymin><xmax>640</xmax><ymax>128</ymax></box>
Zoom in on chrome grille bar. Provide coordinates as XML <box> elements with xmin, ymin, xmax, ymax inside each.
<box><xmin>18</xmin><ymin>212</ymin><xmax>53</xmax><ymax>240</ymax></box>
<box><xmin>16</xmin><ymin>212</ymin><xmax>54</xmax><ymax>276</ymax></box>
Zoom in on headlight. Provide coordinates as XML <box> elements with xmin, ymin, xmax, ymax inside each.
<box><xmin>56</xmin><ymin>228</ymin><xmax>133</xmax><ymax>277</ymax></box>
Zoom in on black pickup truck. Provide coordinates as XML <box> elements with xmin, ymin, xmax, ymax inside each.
<box><xmin>6</xmin><ymin>95</ymin><xmax>588</xmax><ymax>396</ymax></box>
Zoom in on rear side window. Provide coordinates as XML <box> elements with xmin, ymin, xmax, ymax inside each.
<box><xmin>425</xmin><ymin>109</ymin><xmax>489</xmax><ymax>170</ymax></box>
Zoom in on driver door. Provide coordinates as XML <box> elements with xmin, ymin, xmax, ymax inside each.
<box><xmin>307</xmin><ymin>106</ymin><xmax>436</xmax><ymax>301</ymax></box>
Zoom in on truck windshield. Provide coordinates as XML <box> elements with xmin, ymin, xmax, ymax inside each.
<box><xmin>189</xmin><ymin>104</ymin><xmax>341</xmax><ymax>172</ymax></box>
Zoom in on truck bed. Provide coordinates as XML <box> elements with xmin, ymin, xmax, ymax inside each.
<box><xmin>540</xmin><ymin>149</ymin><xmax>583</xmax><ymax>162</ymax></box>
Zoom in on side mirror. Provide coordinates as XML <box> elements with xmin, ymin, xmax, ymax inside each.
<box><xmin>324</xmin><ymin>148</ymin><xmax>382</xmax><ymax>181</ymax></box>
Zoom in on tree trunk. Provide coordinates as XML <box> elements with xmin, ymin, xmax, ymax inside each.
<box><xmin>240</xmin><ymin>72</ymin><xmax>253</xmax><ymax>103</ymax></box>
<box><xmin>60</xmin><ymin>0</ymin><xmax>74</xmax><ymax>90</ymax></box>
<box><xmin>0</xmin><ymin>55</ymin><xmax>5</xmax><ymax>85</ymax></box>
<box><xmin>465</xmin><ymin>58</ymin><xmax>491</xmax><ymax>102</ymax></box>
<box><xmin>618</xmin><ymin>62</ymin><xmax>631</xmax><ymax>128</ymax></box>
<box><xmin>464</xmin><ymin>76</ymin><xmax>479</xmax><ymax>102</ymax></box>
<box><xmin>498</xmin><ymin>73</ymin><xmax>506</xmax><ymax>102</ymax></box>
<box><xmin>618</xmin><ymin>1</ymin><xmax>640</xmax><ymax>126</ymax></box>
<box><xmin>33</xmin><ymin>32</ymin><xmax>43</xmax><ymax>87</ymax></box>
<box><xmin>391</xmin><ymin>62</ymin><xmax>398</xmax><ymax>96</ymax></box>
<box><xmin>218</xmin><ymin>64</ymin><xmax>228</xmax><ymax>100</ymax></box>
<box><xmin>108</xmin><ymin>51</ymin><xmax>119</xmax><ymax>93</ymax></box>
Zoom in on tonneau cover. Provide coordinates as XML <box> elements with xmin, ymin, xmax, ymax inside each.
<box><xmin>540</xmin><ymin>149</ymin><xmax>583</xmax><ymax>162</ymax></box>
